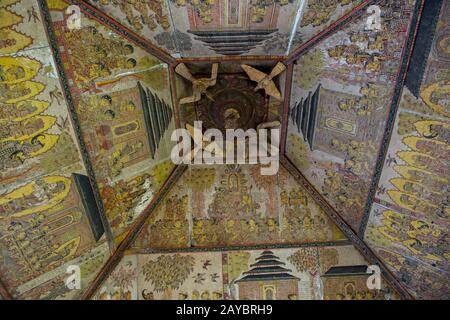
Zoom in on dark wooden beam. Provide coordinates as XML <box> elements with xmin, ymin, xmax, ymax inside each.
<box><xmin>176</xmin><ymin>55</ymin><xmax>286</xmax><ymax>64</ymax></box>
<box><xmin>280</xmin><ymin>63</ymin><xmax>294</xmax><ymax>155</ymax></box>
<box><xmin>280</xmin><ymin>156</ymin><xmax>414</xmax><ymax>300</ymax></box>
<box><xmin>286</xmin><ymin>0</ymin><xmax>376</xmax><ymax>64</ymax></box>
<box><xmin>70</xmin><ymin>0</ymin><xmax>176</xmax><ymax>66</ymax></box>
<box><xmin>169</xmin><ymin>65</ymin><xmax>181</xmax><ymax>129</ymax></box>
<box><xmin>80</xmin><ymin>165</ymin><xmax>187</xmax><ymax>300</ymax></box>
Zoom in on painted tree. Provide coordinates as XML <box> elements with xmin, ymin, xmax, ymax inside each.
<box><xmin>286</xmin><ymin>135</ymin><xmax>310</xmax><ymax>171</ymax></box>
<box><xmin>185</xmin><ymin>167</ymin><xmax>216</xmax><ymax>217</ymax></box>
<box><xmin>288</xmin><ymin>248</ymin><xmax>318</xmax><ymax>275</ymax></box>
<box><xmin>288</xmin><ymin>248</ymin><xmax>320</xmax><ymax>298</ymax></box>
<box><xmin>318</xmin><ymin>248</ymin><xmax>339</xmax><ymax>274</ymax></box>
<box><xmin>142</xmin><ymin>254</ymin><xmax>195</xmax><ymax>299</ymax></box>
<box><xmin>227</xmin><ymin>252</ymin><xmax>250</xmax><ymax>299</ymax></box>
<box><xmin>111</xmin><ymin>265</ymin><xmax>136</xmax><ymax>291</ymax></box>
<box><xmin>294</xmin><ymin>49</ymin><xmax>324</xmax><ymax>89</ymax></box>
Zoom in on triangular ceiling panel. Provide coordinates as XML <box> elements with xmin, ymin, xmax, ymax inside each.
<box><xmin>93</xmin><ymin>164</ymin><xmax>399</xmax><ymax>300</ymax></box>
<box><xmin>95</xmin><ymin>244</ymin><xmax>399</xmax><ymax>300</ymax></box>
<box><xmin>132</xmin><ymin>164</ymin><xmax>347</xmax><ymax>250</ymax></box>
<box><xmin>84</xmin><ymin>0</ymin><xmax>372</xmax><ymax>58</ymax></box>
<box><xmin>286</xmin><ymin>0</ymin><xmax>449</xmax><ymax>300</ymax></box>
<box><xmin>86</xmin><ymin>0</ymin><xmax>305</xmax><ymax>58</ymax></box>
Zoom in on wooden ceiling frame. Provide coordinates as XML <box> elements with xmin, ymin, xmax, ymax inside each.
<box><xmin>70</xmin><ymin>0</ymin><xmax>421</xmax><ymax>300</ymax></box>
<box><xmin>61</xmin><ymin>0</ymin><xmax>419</xmax><ymax>301</ymax></box>
<box><xmin>0</xmin><ymin>0</ymin><xmax>425</xmax><ymax>300</ymax></box>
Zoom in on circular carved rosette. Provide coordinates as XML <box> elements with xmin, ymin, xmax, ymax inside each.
<box><xmin>195</xmin><ymin>75</ymin><xmax>269</xmax><ymax>132</ymax></box>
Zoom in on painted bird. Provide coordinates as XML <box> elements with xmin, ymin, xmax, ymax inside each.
<box><xmin>193</xmin><ymin>273</ymin><xmax>206</xmax><ymax>284</ymax></box>
<box><xmin>241</xmin><ymin>62</ymin><xmax>286</xmax><ymax>100</ymax></box>
<box><xmin>210</xmin><ymin>273</ymin><xmax>219</xmax><ymax>282</ymax></box>
<box><xmin>202</xmin><ymin>259</ymin><xmax>212</xmax><ymax>270</ymax></box>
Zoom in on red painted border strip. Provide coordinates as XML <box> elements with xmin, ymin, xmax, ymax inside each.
<box><xmin>169</xmin><ymin>66</ymin><xmax>181</xmax><ymax>129</ymax></box>
<box><xmin>126</xmin><ymin>240</ymin><xmax>352</xmax><ymax>255</ymax></box>
<box><xmin>177</xmin><ymin>55</ymin><xmax>286</xmax><ymax>63</ymax></box>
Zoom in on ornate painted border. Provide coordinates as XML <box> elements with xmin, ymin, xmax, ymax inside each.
<box><xmin>280</xmin><ymin>63</ymin><xmax>294</xmax><ymax>155</ymax></box>
<box><xmin>169</xmin><ymin>65</ymin><xmax>182</xmax><ymax>129</ymax></box>
<box><xmin>177</xmin><ymin>56</ymin><xmax>287</xmax><ymax>63</ymax></box>
<box><xmin>126</xmin><ymin>240</ymin><xmax>353</xmax><ymax>255</ymax></box>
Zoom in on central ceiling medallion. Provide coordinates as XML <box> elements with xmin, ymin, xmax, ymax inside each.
<box><xmin>195</xmin><ymin>75</ymin><xmax>268</xmax><ymax>131</ymax></box>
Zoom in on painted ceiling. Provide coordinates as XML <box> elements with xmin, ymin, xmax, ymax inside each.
<box><xmin>0</xmin><ymin>0</ymin><xmax>448</xmax><ymax>300</ymax></box>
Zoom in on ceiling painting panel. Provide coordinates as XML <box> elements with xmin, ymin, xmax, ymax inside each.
<box><xmin>94</xmin><ymin>244</ymin><xmax>398</xmax><ymax>300</ymax></box>
<box><xmin>289</xmin><ymin>0</ymin><xmax>364</xmax><ymax>53</ymax></box>
<box><xmin>285</xmin><ymin>0</ymin><xmax>417</xmax><ymax>231</ymax></box>
<box><xmin>0</xmin><ymin>0</ymin><xmax>446</xmax><ymax>301</ymax></box>
<box><xmin>0</xmin><ymin>0</ymin><xmax>110</xmax><ymax>299</ymax></box>
<box><xmin>87</xmin><ymin>0</ymin><xmax>304</xmax><ymax>58</ymax></box>
<box><xmin>45</xmin><ymin>0</ymin><xmax>177</xmax><ymax>242</ymax></box>
<box><xmin>364</xmin><ymin>0</ymin><xmax>450</xmax><ymax>300</ymax></box>
<box><xmin>168</xmin><ymin>0</ymin><xmax>302</xmax><ymax>57</ymax></box>
<box><xmin>132</xmin><ymin>164</ymin><xmax>347</xmax><ymax>250</ymax></box>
